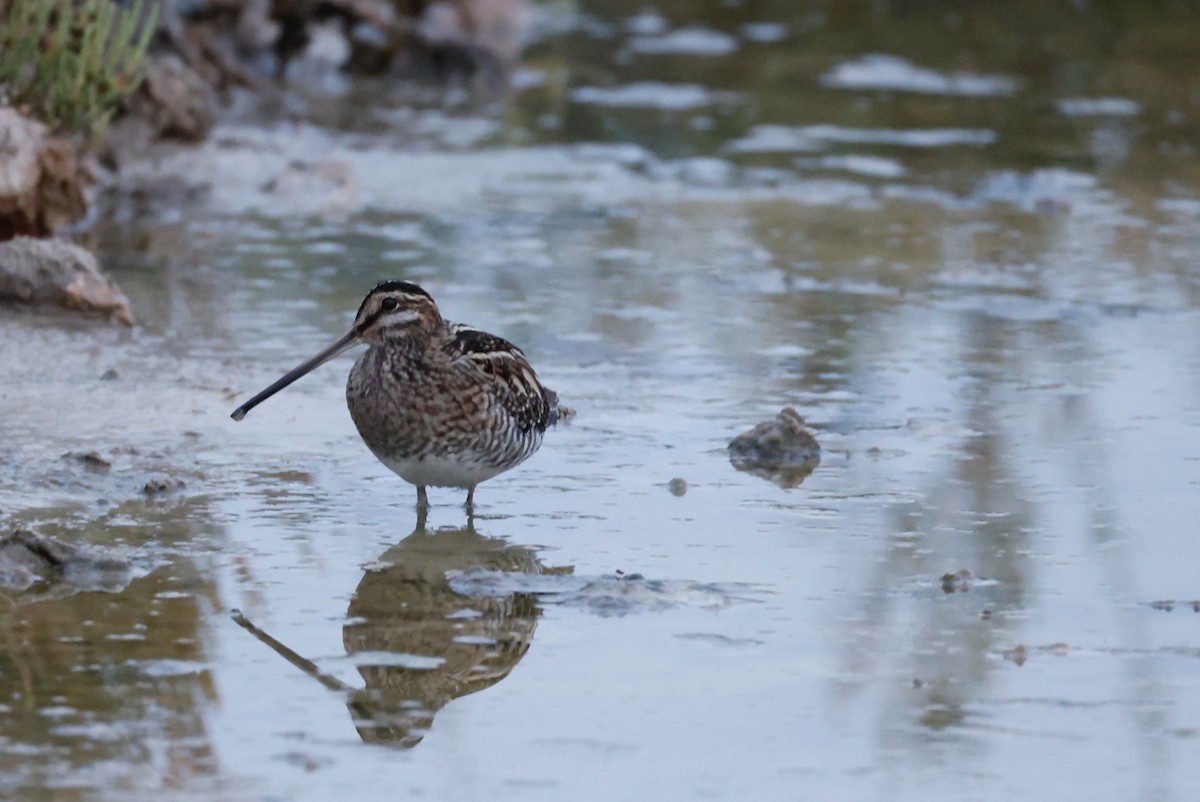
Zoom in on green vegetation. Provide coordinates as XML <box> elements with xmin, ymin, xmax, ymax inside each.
<box><xmin>0</xmin><ymin>0</ymin><xmax>158</xmax><ymax>141</ymax></box>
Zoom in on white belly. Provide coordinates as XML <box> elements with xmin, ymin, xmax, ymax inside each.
<box><xmin>375</xmin><ymin>452</ymin><xmax>508</xmax><ymax>489</ymax></box>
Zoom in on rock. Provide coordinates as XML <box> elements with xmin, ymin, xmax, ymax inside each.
<box><xmin>941</xmin><ymin>568</ymin><xmax>974</xmax><ymax>593</ymax></box>
<box><xmin>344</xmin><ymin>19</ymin><xmax>394</xmax><ymax>73</ymax></box>
<box><xmin>128</xmin><ymin>53</ymin><xmax>219</xmax><ymax>143</ymax></box>
<box><xmin>728</xmin><ymin>407</ymin><xmax>821</xmax><ymax>488</ymax></box>
<box><xmin>0</xmin><ymin>529</ymin><xmax>130</xmax><ymax>594</ymax></box>
<box><xmin>144</xmin><ymin>475</ymin><xmax>186</xmax><ymax>494</ymax></box>
<box><xmin>419</xmin><ymin>1</ymin><xmax>511</xmax><ymax>62</ymax></box>
<box><xmin>0</xmin><ymin>108</ymin><xmax>92</xmax><ymax>239</ymax></box>
<box><xmin>0</xmin><ymin>237</ymin><xmax>134</xmax><ymax>324</ymax></box>
<box><xmin>413</xmin><ymin>0</ymin><xmax>530</xmax><ymax>83</ymax></box>
<box><xmin>1003</xmin><ymin>644</ymin><xmax>1027</xmax><ymax>667</ymax></box>
<box><xmin>1149</xmin><ymin>600</ymin><xmax>1200</xmax><ymax>612</ymax></box>
<box><xmin>667</xmin><ymin>477</ymin><xmax>688</xmax><ymax>496</ymax></box>
<box><xmin>66</xmin><ymin>450</ymin><xmax>113</xmax><ymax>469</ymax></box>
<box><xmin>105</xmin><ymin>55</ymin><xmax>217</xmax><ymax>167</ymax></box>
<box><xmin>36</xmin><ymin>138</ymin><xmax>93</xmax><ymax>233</ymax></box>
<box><xmin>271</xmin><ymin>0</ymin><xmax>529</xmax><ymax>83</ymax></box>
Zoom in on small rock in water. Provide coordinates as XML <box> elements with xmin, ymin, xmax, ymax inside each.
<box><xmin>67</xmin><ymin>450</ymin><xmax>112</xmax><ymax>470</ymax></box>
<box><xmin>727</xmin><ymin>407</ymin><xmax>820</xmax><ymax>488</ymax></box>
<box><xmin>1149</xmin><ymin>599</ymin><xmax>1200</xmax><ymax>612</ymax></box>
<box><xmin>667</xmin><ymin>477</ymin><xmax>688</xmax><ymax>496</ymax></box>
<box><xmin>1004</xmin><ymin>644</ymin><xmax>1028</xmax><ymax>667</ymax></box>
<box><xmin>144</xmin><ymin>475</ymin><xmax>186</xmax><ymax>495</ymax></box>
<box><xmin>941</xmin><ymin>568</ymin><xmax>974</xmax><ymax>593</ymax></box>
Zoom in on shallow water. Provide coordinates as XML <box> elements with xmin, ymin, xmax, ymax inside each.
<box><xmin>4</xmin><ymin>1</ymin><xmax>1200</xmax><ymax>800</ymax></box>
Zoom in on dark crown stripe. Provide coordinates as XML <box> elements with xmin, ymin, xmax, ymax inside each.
<box><xmin>371</xmin><ymin>280</ymin><xmax>432</xmax><ymax>300</ymax></box>
<box><xmin>356</xmin><ymin>280</ymin><xmax>435</xmax><ymax>321</ymax></box>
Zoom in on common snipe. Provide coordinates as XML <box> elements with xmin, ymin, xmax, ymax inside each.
<box><xmin>232</xmin><ymin>280</ymin><xmax>564</xmax><ymax>508</ymax></box>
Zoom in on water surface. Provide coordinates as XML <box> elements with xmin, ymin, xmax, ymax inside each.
<box><xmin>3</xmin><ymin>1</ymin><xmax>1200</xmax><ymax>800</ymax></box>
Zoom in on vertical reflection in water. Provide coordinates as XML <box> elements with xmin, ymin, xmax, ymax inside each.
<box><xmin>344</xmin><ymin>518</ymin><xmax>563</xmax><ymax>747</ymax></box>
<box><xmin>900</xmin><ymin>315</ymin><xmax>1034</xmax><ymax>736</ymax></box>
<box><xmin>1052</xmin><ymin>362</ymin><xmax>1171</xmax><ymax>802</ymax></box>
<box><xmin>238</xmin><ymin>517</ymin><xmax>569</xmax><ymax>748</ymax></box>
<box><xmin>836</xmin><ymin>313</ymin><xmax>1035</xmax><ymax>746</ymax></box>
<box><xmin>831</xmin><ymin>303</ymin><xmax>1177</xmax><ymax>796</ymax></box>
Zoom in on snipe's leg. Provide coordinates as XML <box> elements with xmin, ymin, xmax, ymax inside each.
<box><xmin>465</xmin><ymin>486</ymin><xmax>476</xmax><ymax>510</ymax></box>
<box><xmin>416</xmin><ymin>486</ymin><xmax>429</xmax><ymax>509</ymax></box>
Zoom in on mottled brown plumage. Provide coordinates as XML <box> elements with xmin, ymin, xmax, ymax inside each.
<box><xmin>232</xmin><ymin>280</ymin><xmax>563</xmax><ymax>508</ymax></box>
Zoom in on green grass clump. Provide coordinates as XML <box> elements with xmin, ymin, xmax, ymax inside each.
<box><xmin>0</xmin><ymin>0</ymin><xmax>159</xmax><ymax>141</ymax></box>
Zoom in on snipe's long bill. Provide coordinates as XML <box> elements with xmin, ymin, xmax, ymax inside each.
<box><xmin>231</xmin><ymin>280</ymin><xmax>565</xmax><ymax>509</ymax></box>
<box><xmin>230</xmin><ymin>329</ymin><xmax>357</xmax><ymax>421</ymax></box>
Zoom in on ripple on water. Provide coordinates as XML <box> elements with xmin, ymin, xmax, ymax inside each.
<box><xmin>798</xmin><ymin>154</ymin><xmax>907</xmax><ymax>179</ymax></box>
<box><xmin>740</xmin><ymin>22</ymin><xmax>787</xmax><ymax>43</ymax></box>
<box><xmin>627</xmin><ymin>26</ymin><xmax>740</xmax><ymax>57</ymax></box>
<box><xmin>972</xmin><ymin>168</ymin><xmax>1106</xmax><ymax>214</ymax></box>
<box><xmin>820</xmin><ymin>54</ymin><xmax>1020</xmax><ymax>97</ymax></box>
<box><xmin>931</xmin><ymin>266</ymin><xmax>1038</xmax><ymax>292</ymax></box>
<box><xmin>625</xmin><ymin>9</ymin><xmax>667</xmax><ymax>36</ymax></box>
<box><xmin>1057</xmin><ymin>97</ymin><xmax>1141</xmax><ymax>117</ymax></box>
<box><xmin>728</xmin><ymin>124</ymin><xmax>997</xmax><ymax>153</ymax></box>
<box><xmin>447</xmin><ymin>569</ymin><xmax>769</xmax><ymax>617</ymax></box>
<box><xmin>570</xmin><ymin>82</ymin><xmax>736</xmax><ymax>110</ymax></box>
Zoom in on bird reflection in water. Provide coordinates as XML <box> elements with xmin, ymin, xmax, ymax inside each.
<box><xmin>232</xmin><ymin>513</ymin><xmax>570</xmax><ymax>748</ymax></box>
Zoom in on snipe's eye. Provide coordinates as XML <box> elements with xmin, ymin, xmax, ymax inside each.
<box><xmin>380</xmin><ymin>297</ymin><xmax>398</xmax><ymax>311</ymax></box>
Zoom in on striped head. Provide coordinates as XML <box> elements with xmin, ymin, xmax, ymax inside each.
<box><xmin>353</xmin><ymin>280</ymin><xmax>445</xmax><ymax>346</ymax></box>
<box><xmin>230</xmin><ymin>279</ymin><xmax>444</xmax><ymax>421</ymax></box>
